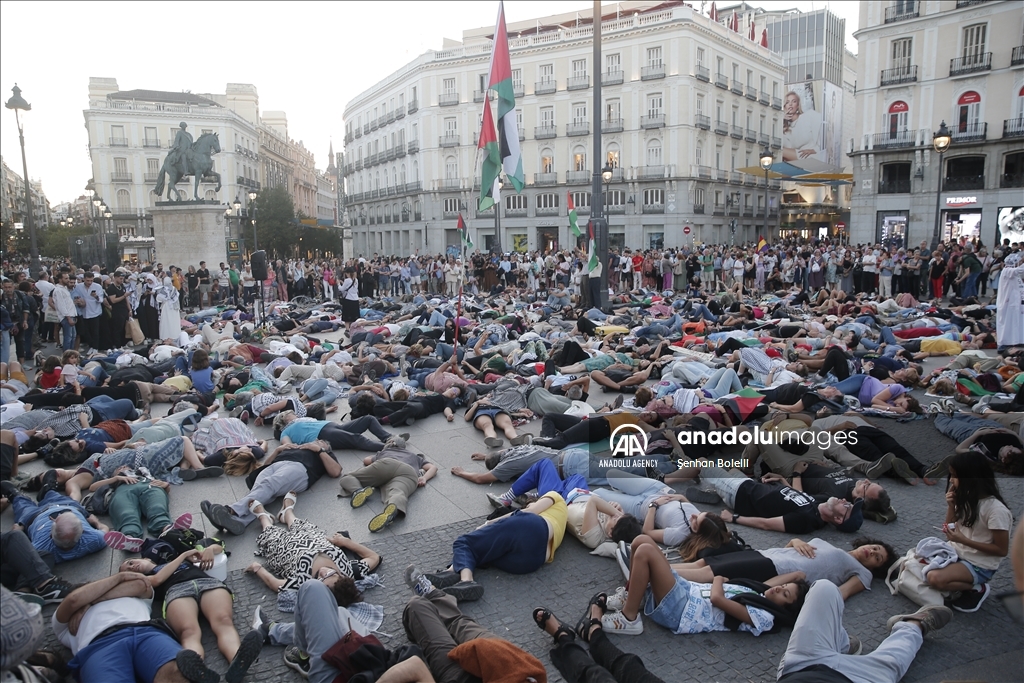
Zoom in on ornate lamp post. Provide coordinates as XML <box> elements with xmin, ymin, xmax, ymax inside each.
<box><xmin>247</xmin><ymin>191</ymin><xmax>258</xmax><ymax>252</ymax></box>
<box><xmin>759</xmin><ymin>148</ymin><xmax>774</xmax><ymax>242</ymax></box>
<box><xmin>6</xmin><ymin>85</ymin><xmax>39</xmax><ymax>273</ymax></box>
<box><xmin>930</xmin><ymin>121</ymin><xmax>951</xmax><ymax>252</ymax></box>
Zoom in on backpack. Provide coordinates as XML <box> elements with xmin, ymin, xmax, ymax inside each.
<box><xmin>81</xmin><ymin>484</ymin><xmax>116</xmax><ymax>516</ymax></box>
<box><xmin>140</xmin><ymin>527</ymin><xmax>225</xmax><ymax>564</ymax></box>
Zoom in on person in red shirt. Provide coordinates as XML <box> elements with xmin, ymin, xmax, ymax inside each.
<box><xmin>631</xmin><ymin>253</ymin><xmax>643</xmax><ymax>291</ymax></box>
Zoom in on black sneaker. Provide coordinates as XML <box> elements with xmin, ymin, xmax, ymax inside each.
<box><xmin>37</xmin><ymin>469</ymin><xmax>60</xmax><ymax>502</ymax></box>
<box><xmin>225</xmin><ymin>629</ymin><xmax>263</xmax><ymax>683</ymax></box>
<box><xmin>444</xmin><ymin>580</ymin><xmax>485</xmax><ymax>602</ymax></box>
<box><xmin>283</xmin><ymin>646</ymin><xmax>310</xmax><ymax>678</ymax></box>
<box><xmin>175</xmin><ymin>649</ymin><xmax>219</xmax><ymax>683</ymax></box>
<box><xmin>0</xmin><ymin>480</ymin><xmax>20</xmax><ymax>501</ymax></box>
<box><xmin>34</xmin><ymin>577</ymin><xmax>76</xmax><ymax>604</ymax></box>
<box><xmin>423</xmin><ymin>569</ymin><xmax>461</xmax><ymax>588</ymax></box>
<box><xmin>951</xmin><ymin>584</ymin><xmax>990</xmax><ymax>613</ymax></box>
<box><xmin>684</xmin><ymin>487</ymin><xmax>722</xmax><ymax>505</ymax></box>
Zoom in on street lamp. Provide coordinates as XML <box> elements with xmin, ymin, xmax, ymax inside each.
<box><xmin>6</xmin><ymin>84</ymin><xmax>39</xmax><ymax>273</ymax></box>
<box><xmin>930</xmin><ymin>121</ymin><xmax>952</xmax><ymax>252</ymax></box>
<box><xmin>601</xmin><ymin>163</ymin><xmax>613</xmax><ymax>184</ymax></box>
<box><xmin>246</xmin><ymin>192</ymin><xmax>259</xmax><ymax>252</ymax></box>
<box><xmin>759</xmin><ymin>148</ymin><xmax>774</xmax><ymax>244</ymax></box>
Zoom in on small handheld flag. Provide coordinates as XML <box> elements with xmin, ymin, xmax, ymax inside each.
<box><xmin>568</xmin><ymin>192</ymin><xmax>581</xmax><ymax>238</ymax></box>
<box><xmin>458</xmin><ymin>214</ymin><xmax>474</xmax><ymax>250</ymax></box>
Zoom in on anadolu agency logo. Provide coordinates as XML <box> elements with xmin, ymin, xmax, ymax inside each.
<box><xmin>609</xmin><ymin>424</ymin><xmax>650</xmax><ymax>458</ymax></box>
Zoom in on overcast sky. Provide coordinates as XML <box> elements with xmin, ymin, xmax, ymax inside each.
<box><xmin>0</xmin><ymin>0</ymin><xmax>858</xmax><ymax>205</ymax></box>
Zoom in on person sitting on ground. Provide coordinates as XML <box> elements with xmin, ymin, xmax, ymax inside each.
<box><xmin>337</xmin><ymin>439</ymin><xmax>437</xmax><ymax>533</ymax></box>
<box><xmin>53</xmin><ymin>571</ymin><xmax>222</xmax><ymax>683</ymax></box>
<box><xmin>1</xmin><ymin>480</ymin><xmax>107</xmax><ymax>564</ymax></box>
<box><xmin>117</xmin><ymin>548</ymin><xmax>263</xmax><ymax>683</ymax></box>
<box><xmin>671</xmin><ymin>536</ymin><xmax>895</xmax><ymax>601</ymax></box>
<box><xmin>600</xmin><ymin>534</ymin><xmax>810</xmax><ymax>636</ymax></box>
<box><xmin>929</xmin><ymin>412</ymin><xmax>1024</xmax><ymax>477</ymax></box>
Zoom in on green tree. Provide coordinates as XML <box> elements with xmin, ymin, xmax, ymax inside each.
<box><xmin>252</xmin><ymin>186</ymin><xmax>297</xmax><ymax>259</ymax></box>
<box><xmin>39</xmin><ymin>223</ymin><xmax>92</xmax><ymax>259</ymax></box>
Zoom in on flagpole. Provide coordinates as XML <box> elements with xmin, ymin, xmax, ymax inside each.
<box><xmin>591</xmin><ymin>0</ymin><xmax>609</xmax><ymax>311</ymax></box>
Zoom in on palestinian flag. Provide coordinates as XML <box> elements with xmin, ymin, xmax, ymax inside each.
<box><xmin>486</xmin><ymin>1</ymin><xmax>525</xmax><ymax>193</ymax></box>
<box><xmin>477</xmin><ymin>97</ymin><xmax>502</xmax><ymax>211</ymax></box>
<box><xmin>457</xmin><ymin>213</ymin><xmax>473</xmax><ymax>250</ymax></box>
<box><xmin>587</xmin><ymin>220</ymin><xmax>599</xmax><ymax>273</ymax></box>
<box><xmin>568</xmin><ymin>192</ymin><xmax>581</xmax><ymax>237</ymax></box>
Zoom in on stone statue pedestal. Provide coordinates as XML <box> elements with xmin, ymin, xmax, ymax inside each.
<box><xmin>151</xmin><ymin>202</ymin><xmax>227</xmax><ymax>272</ymax></box>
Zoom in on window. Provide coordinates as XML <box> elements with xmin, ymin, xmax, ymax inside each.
<box><xmin>647</xmin><ymin>93</ymin><xmax>663</xmax><ymax>117</ymax></box>
<box><xmin>606</xmin><ymin>149</ymin><xmax>620</xmax><ymax>168</ymax></box>
<box><xmin>962</xmin><ymin>24</ymin><xmax>986</xmax><ymax>61</ymax></box>
<box><xmin>956</xmin><ymin>91</ymin><xmax>981</xmax><ymax>132</ymax></box>
<box><xmin>541</xmin><ymin>153</ymin><xmax>554</xmax><ymax>173</ymax></box>
<box><xmin>605</xmin><ymin>98</ymin><xmax>621</xmax><ymax>121</ymax></box>
<box><xmin>696</xmin><ymin>47</ymin><xmax>705</xmax><ymax>67</ymax></box>
<box><xmin>760</xmin><ymin>75</ymin><xmax>766</xmax><ymax>92</ymax></box>
<box><xmin>695</xmin><ymin>147</ymin><xmax>703</xmax><ymax>166</ymax></box>
<box><xmin>478</xmin><ymin>73</ymin><xmax>487</xmax><ymax>92</ymax></box>
<box><xmin>716</xmin><ymin>149</ymin><xmax>722</xmax><ymax>169</ymax></box>
<box><xmin>646</xmin><ymin>46</ymin><xmax>663</xmax><ymax>67</ymax></box>
<box><xmin>759</xmin><ymin>115</ymin><xmax>765</xmax><ymax>134</ymax></box>
<box><xmin>716</xmin><ymin>102</ymin><xmax>723</xmax><ymax>122</ymax></box>
<box><xmin>411</xmin><ymin>86</ymin><xmax>417</xmax><ymax>100</ymax></box>
<box><xmin>732</xmin><ymin>63</ymin><xmax>739</xmax><ymax>81</ymax></box>
<box><xmin>540</xmin><ymin>64</ymin><xmax>554</xmax><ymax>81</ymax></box>
<box><xmin>537</xmin><ymin>192</ymin><xmax>558</xmax><ymax>208</ymax></box>
<box><xmin>696</xmin><ymin>96</ymin><xmax>704</xmax><ymax>115</ymax></box>
<box><xmin>646</xmin><ymin>141</ymin><xmax>662</xmax><ymax>165</ymax></box>
<box><xmin>573</xmin><ymin>150</ymin><xmax>587</xmax><ymax>171</ymax></box>
<box><xmin>147</xmin><ymin>158</ymin><xmax>159</xmax><ymax>174</ymax></box>
<box><xmin>892</xmin><ymin>38</ymin><xmax>912</xmax><ymax>69</ymax></box>
<box><xmin>114</xmin><ymin>158</ymin><xmax>128</xmax><ymax>174</ymax></box>
<box><xmin>572</xmin><ymin>59</ymin><xmax>587</xmax><ymax>78</ymax></box>
<box><xmin>512</xmin><ymin>69</ymin><xmax>522</xmax><ymax>90</ymax></box>
<box><xmin>694</xmin><ymin>188</ymin><xmax>705</xmax><ymax>205</ymax></box>
<box><xmin>442</xmin><ymin>78</ymin><xmax>456</xmax><ymax>94</ymax></box>
<box><xmin>606</xmin><ymin>53</ymin><xmax>621</xmax><ymax>72</ymax></box>
<box><xmin>886</xmin><ymin>101</ymin><xmax>909</xmax><ymax>136</ymax></box>
<box><xmin>571</xmin><ymin>191</ymin><xmax>591</xmax><ymax>208</ymax></box>
<box><xmin>746</xmin><ymin>69</ymin><xmax>753</xmax><ymax>87</ymax></box>
<box><xmin>443</xmin><ymin>198</ymin><xmax>459</xmax><ymax>213</ymax></box>
<box><xmin>573</xmin><ymin>103</ymin><xmax>587</xmax><ymax>125</ymax></box>
<box><xmin>716</xmin><ymin>56</ymin><xmax>724</xmax><ymax>75</ymax></box>
<box><xmin>116</xmin><ymin>189</ymin><xmax>131</xmax><ymax>212</ymax></box>
<box><xmin>516</xmin><ymin>108</ymin><xmax>523</xmax><ymax>132</ymax></box>
<box><xmin>643</xmin><ymin>188</ymin><xmax>664</xmax><ymax>205</ymax></box>
<box><xmin>732</xmin><ymin>107</ymin><xmax>738</xmax><ymax>126</ymax></box>
<box><xmin>445</xmin><ymin>157</ymin><xmax>458</xmax><ymax>179</ymax></box>
<box><xmin>444</xmin><ymin>117</ymin><xmax>457</xmax><ymax>135</ymax></box>
<box><xmin>606</xmin><ymin>189</ymin><xmax>625</xmax><ymax>206</ymax></box>
<box><xmin>506</xmin><ymin>194</ymin><xmax>527</xmax><ymax>210</ymax></box>
<box><xmin>144</xmin><ymin>126</ymin><xmax>157</xmax><ymax>143</ymax></box>
<box><xmin>541</xmin><ymin>106</ymin><xmax>555</xmax><ymax>126</ymax></box>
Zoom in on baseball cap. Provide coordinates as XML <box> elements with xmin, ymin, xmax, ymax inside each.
<box><xmin>835</xmin><ymin>499</ymin><xmax>864</xmax><ymax>533</ymax></box>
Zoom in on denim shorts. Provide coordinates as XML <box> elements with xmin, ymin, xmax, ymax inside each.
<box><xmin>643</xmin><ymin>571</ymin><xmax>690</xmax><ymax>632</ymax></box>
<box><xmin>164</xmin><ymin>577</ymin><xmax>232</xmax><ymax>609</ymax></box>
<box><xmin>961</xmin><ymin>559</ymin><xmax>997</xmax><ymax>587</ymax></box>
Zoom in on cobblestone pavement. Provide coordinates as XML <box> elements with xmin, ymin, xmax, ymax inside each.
<box><xmin>8</xmin><ymin>337</ymin><xmax>1022</xmax><ymax>682</ymax></box>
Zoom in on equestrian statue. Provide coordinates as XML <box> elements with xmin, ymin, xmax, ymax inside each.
<box><xmin>152</xmin><ymin>122</ymin><xmax>222</xmax><ymax>201</ymax></box>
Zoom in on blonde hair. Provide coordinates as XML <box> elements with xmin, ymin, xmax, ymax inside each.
<box><xmin>222</xmin><ymin>448</ymin><xmax>259</xmax><ymax>476</ymax></box>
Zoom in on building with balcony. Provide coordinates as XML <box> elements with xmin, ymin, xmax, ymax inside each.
<box><xmin>83</xmin><ymin>78</ymin><xmax>261</xmax><ymax>243</ymax></box>
<box><xmin>1</xmin><ymin>157</ymin><xmax>51</xmax><ymax>235</ymax></box>
<box><xmin>340</xmin><ymin>0</ymin><xmax>785</xmax><ymax>255</ymax></box>
<box><xmin>850</xmin><ymin>0</ymin><xmax>1024</xmax><ymax>247</ymax></box>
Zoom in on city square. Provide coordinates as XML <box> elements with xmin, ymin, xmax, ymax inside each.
<box><xmin>1</xmin><ymin>2</ymin><xmax>1023</xmax><ymax>683</ymax></box>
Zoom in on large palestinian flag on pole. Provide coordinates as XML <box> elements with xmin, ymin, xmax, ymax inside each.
<box><xmin>458</xmin><ymin>213</ymin><xmax>474</xmax><ymax>250</ymax></box>
<box><xmin>477</xmin><ymin>97</ymin><xmax>502</xmax><ymax>211</ymax></box>
<box><xmin>486</xmin><ymin>1</ymin><xmax>525</xmax><ymax>193</ymax></box>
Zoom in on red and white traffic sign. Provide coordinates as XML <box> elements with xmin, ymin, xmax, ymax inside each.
<box><xmin>835</xmin><ymin>221</ymin><xmax>846</xmax><ymax>230</ymax></box>
<box><xmin>683</xmin><ymin>225</ymin><xmax>691</xmax><ymax>235</ymax></box>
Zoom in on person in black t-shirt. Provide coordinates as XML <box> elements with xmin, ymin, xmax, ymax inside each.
<box><xmin>196</xmin><ymin>261</ymin><xmax>211</xmax><ymax>308</ymax></box>
<box><xmin>200</xmin><ymin>440</ymin><xmax>339</xmax><ymax>535</ymax></box>
<box><xmin>119</xmin><ymin>547</ymin><xmax>262</xmax><ymax>680</ymax></box>
<box><xmin>762</xmin><ymin>462</ymin><xmax>890</xmax><ymax>514</ymax></box>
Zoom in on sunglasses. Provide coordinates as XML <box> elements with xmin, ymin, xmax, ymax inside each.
<box><xmin>318</xmin><ymin>569</ymin><xmax>339</xmax><ymax>583</ymax></box>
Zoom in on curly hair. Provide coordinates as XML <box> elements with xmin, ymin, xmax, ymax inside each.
<box><xmin>609</xmin><ymin>515</ymin><xmax>643</xmax><ymax>544</ymax></box>
<box><xmin>634</xmin><ymin>386</ymin><xmax>654</xmax><ymax>408</ymax></box>
<box><xmin>330</xmin><ymin>575</ymin><xmax>364</xmax><ymax>607</ymax></box>
<box><xmin>851</xmin><ymin>536</ymin><xmax>898</xmax><ymax>579</ymax></box>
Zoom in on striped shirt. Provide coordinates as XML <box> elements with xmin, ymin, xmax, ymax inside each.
<box><xmin>40</xmin><ymin>405</ymin><xmax>93</xmax><ymax>438</ymax></box>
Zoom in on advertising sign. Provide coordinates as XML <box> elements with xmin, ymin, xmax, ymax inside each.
<box><xmin>997</xmin><ymin>206</ymin><xmax>1024</xmax><ymax>245</ymax></box>
<box><xmin>782</xmin><ymin>79</ymin><xmax>843</xmax><ymax>166</ymax></box>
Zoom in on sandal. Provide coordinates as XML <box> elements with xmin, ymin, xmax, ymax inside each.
<box><xmin>532</xmin><ymin>608</ymin><xmax>575</xmax><ymax>645</ymax></box>
<box><xmin>277</xmin><ymin>491</ymin><xmax>298</xmax><ymax>523</ymax></box>
<box><xmin>575</xmin><ymin>592</ymin><xmax>607</xmax><ymax>643</ymax></box>
<box><xmin>247</xmin><ymin>500</ymin><xmax>274</xmax><ymax>525</ymax></box>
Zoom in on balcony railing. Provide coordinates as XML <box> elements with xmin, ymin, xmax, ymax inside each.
<box><xmin>606</xmin><ymin>204</ymin><xmax>625</xmax><ymax>214</ymax></box>
<box><xmin>715</xmin><ymin>73</ymin><xmax>728</xmax><ymax>89</ymax></box>
<box><xmin>567</xmin><ymin>122</ymin><xmax>590</xmax><ymax>136</ymax></box>
<box><xmin>110</xmin><ymin>172</ymin><xmax>132</xmax><ymax>182</ymax></box>
<box><xmin>519</xmin><ymin>128</ymin><xmax>525</xmax><ymax>141</ymax></box>
<box><xmin>144</xmin><ymin>172</ymin><xmax>160</xmax><ymax>182</ymax></box>
<box><xmin>730</xmin><ymin>171</ymin><xmax>742</xmax><ymax>184</ymax></box>
<box><xmin>535</xmin><ymin>79</ymin><xmax>557</xmax><ymax>95</ymax></box>
<box><xmin>536</xmin><ymin>206</ymin><xmax>559</xmax><ymax>216</ymax></box>
<box><xmin>742</xmin><ymin>206</ymin><xmax>754</xmax><ymax>217</ymax></box>
<box><xmin>439</xmin><ymin>178</ymin><xmax>462</xmax><ymax>191</ymax></box>
<box><xmin>944</xmin><ymin>175</ymin><xmax>985</xmax><ymax>191</ymax></box>
<box><xmin>638</xmin><ymin>165</ymin><xmax>665</xmax><ymax>180</ymax></box>
<box><xmin>642</xmin><ymin>203</ymin><xmax>665</xmax><ymax>214</ymax></box>
<box><xmin>956</xmin><ymin>0</ymin><xmax>987</xmax><ymax>6</ymax></box>
<box><xmin>714</xmin><ymin>119</ymin><xmax>729</xmax><ymax>135</ymax></box>
<box><xmin>695</xmin><ymin>165</ymin><xmax>712</xmax><ymax>179</ymax></box>
<box><xmin>109</xmin><ymin>137</ymin><xmax>128</xmax><ymax>147</ymax></box>
<box><xmin>438</xmin><ymin>92</ymin><xmax>460</xmax><ymax>106</ymax></box>
<box><xmin>535</xmin><ymin>172</ymin><xmax>557</xmax><ymax>186</ymax></box>
<box><xmin>744</xmin><ymin>128</ymin><xmax>757</xmax><ymax>142</ymax></box>
<box><xmin>535</xmin><ymin>124</ymin><xmax>557</xmax><ymax>139</ymax></box>
<box><xmin>730</xmin><ymin>125</ymin><xmax>743</xmax><ymax>139</ymax></box>
<box><xmin>1013</xmin><ymin>45</ymin><xmax>1024</xmax><ymax>66</ymax></box>
<box><xmin>713</xmin><ymin>203</ymin><xmax>725</xmax><ymax>215</ymax></box>
<box><xmin>759</xmin><ymin>91</ymin><xmax>770</xmax><ymax>105</ymax></box>
<box><xmin>363</xmin><ymin>124</ymin><xmax>370</xmax><ymax>134</ymax></box>
<box><xmin>395</xmin><ymin>105</ymin><xmax>405</xmax><ymax>119</ymax></box>
<box><xmin>603</xmin><ymin>118</ymin><xmax>624</xmax><ymax>133</ymax></box>
<box><xmin>407</xmin><ymin>99</ymin><xmax>418</xmax><ymax>113</ymax></box>
<box><xmin>950</xmin><ymin>53</ymin><xmax>992</xmax><ymax>76</ymax></box>
<box><xmin>745</xmin><ymin>85</ymin><xmax>757</xmax><ymax>100</ymax></box>
<box><xmin>513</xmin><ymin>83</ymin><xmax>525</xmax><ymax>98</ymax></box>
<box><xmin>884</xmin><ymin>4</ymin><xmax>919</xmax><ymax>23</ymax></box>
<box><xmin>407</xmin><ymin>139</ymin><xmax>419</xmax><ymax>153</ymax></box>
<box><xmin>602</xmin><ymin>69</ymin><xmax>624</xmax><ymax>85</ymax></box>
<box><xmin>951</xmin><ymin>122</ymin><xmax>987</xmax><ymax>143</ymax></box>
<box><xmin>142</xmin><ymin>138</ymin><xmax>161</xmax><ymax>148</ymax></box>
<box><xmin>566</xmin><ymin>170</ymin><xmax>590</xmax><ymax>184</ymax></box>
<box><xmin>872</xmin><ymin>130</ymin><xmax>917</xmax><ymax>149</ymax></box>
<box><xmin>567</xmin><ymin>75</ymin><xmax>590</xmax><ymax>90</ymax></box>
<box><xmin>743</xmin><ymin>174</ymin><xmax>756</xmax><ymax>186</ymax></box>
<box><xmin>606</xmin><ymin>168</ymin><xmax>624</xmax><ymax>182</ymax></box>
<box><xmin>354</xmin><ymin>127</ymin><xmax>362</xmax><ymax>138</ymax></box>
<box><xmin>695</xmin><ymin>114</ymin><xmax>710</xmax><ymax>130</ymax></box>
<box><xmin>695</xmin><ymin>65</ymin><xmax>709</xmax><ymax>82</ymax></box>
<box><xmin>727</xmin><ymin>202</ymin><xmax>740</xmax><ymax>215</ymax></box>
<box><xmin>439</xmin><ymin>134</ymin><xmax>460</xmax><ymax>147</ymax></box>
<box><xmin>640</xmin><ymin>114</ymin><xmax>665</xmax><ymax>129</ymax></box>
<box><xmin>880</xmin><ymin>65</ymin><xmax>918</xmax><ymax>86</ymax></box>
<box><xmin>730</xmin><ymin>79</ymin><xmax>743</xmax><ymax>94</ymax></box>
<box><xmin>1001</xmin><ymin>173</ymin><xmax>1024</xmax><ymax>188</ymax></box>
<box><xmin>473</xmin><ymin>90</ymin><xmax>491</xmax><ymax>103</ymax></box>
<box><xmin>641</xmin><ymin>64</ymin><xmax>666</xmax><ymax>80</ymax></box>
<box><xmin>771</xmin><ymin>136</ymin><xmax>782</xmax><ymax>149</ymax></box>
<box><xmin>1004</xmin><ymin>117</ymin><xmax>1024</xmax><ymax>138</ymax></box>
<box><xmin>441</xmin><ymin>211</ymin><xmax>459</xmax><ymax>220</ymax></box>
<box><xmin>878</xmin><ymin>179</ymin><xmax>912</xmax><ymax>194</ymax></box>
<box><xmin>370</xmin><ymin>119</ymin><xmax>378</xmax><ymax>131</ymax></box>
<box><xmin>772</xmin><ymin>96</ymin><xmax>782</xmax><ymax>110</ymax></box>
<box><xmin>693</xmin><ymin>203</ymin><xmax>705</xmax><ymax>214</ymax></box>
<box><xmin>354</xmin><ymin>160</ymin><xmax>363</xmax><ymax>171</ymax></box>
<box><xmin>758</xmin><ymin>133</ymin><xmax>769</xmax><ymax>146</ymax></box>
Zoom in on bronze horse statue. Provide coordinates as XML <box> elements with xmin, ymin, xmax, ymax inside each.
<box><xmin>152</xmin><ymin>132</ymin><xmax>222</xmax><ymax>201</ymax></box>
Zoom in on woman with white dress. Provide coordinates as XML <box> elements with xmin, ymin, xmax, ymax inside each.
<box><xmin>996</xmin><ymin>252</ymin><xmax>1024</xmax><ymax>349</ymax></box>
<box><xmin>157</xmin><ymin>275</ymin><xmax>181</xmax><ymax>342</ymax></box>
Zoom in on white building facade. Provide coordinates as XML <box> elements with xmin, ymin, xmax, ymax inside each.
<box><xmin>341</xmin><ymin>1</ymin><xmax>786</xmax><ymax>257</ymax></box>
<box><xmin>850</xmin><ymin>0</ymin><xmax>1024</xmax><ymax>248</ymax></box>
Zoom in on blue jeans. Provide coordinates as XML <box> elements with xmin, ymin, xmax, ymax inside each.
<box><xmin>0</xmin><ymin>330</ymin><xmax>9</xmax><ymax>366</ymax></box>
<box><xmin>687</xmin><ymin>304</ymin><xmax>718</xmax><ymax>322</ymax></box>
<box><xmin>634</xmin><ymin>324</ymin><xmax>670</xmax><ymax>339</ymax></box>
<box><xmin>592</xmin><ymin>472</ymin><xmax>670</xmax><ymax>519</ymax></box>
<box><xmin>509</xmin><ymin>459</ymin><xmax>586</xmax><ymax>500</ymax></box>
<box><xmin>827</xmin><ymin>373</ymin><xmax>868</xmax><ymax>396</ymax></box>
<box><xmin>878</xmin><ymin>326</ymin><xmax>898</xmax><ymax>345</ymax></box>
<box><xmin>452</xmin><ymin>511</ymin><xmax>549</xmax><ymax>575</ymax></box>
<box><xmin>962</xmin><ymin>272</ymin><xmax>979</xmax><ymax>299</ymax></box>
<box><xmin>704</xmin><ymin>367</ymin><xmax>742</xmax><ymax>399</ymax></box>
<box><xmin>434</xmin><ymin>343</ymin><xmax>464</xmax><ymax>362</ymax></box>
<box><xmin>87</xmin><ymin>395</ymin><xmax>138</xmax><ymax>422</ymax></box>
<box><xmin>933</xmin><ymin>414</ymin><xmax>1004</xmax><ymax>444</ymax></box>
<box><xmin>60</xmin><ymin>317</ymin><xmax>76</xmax><ymax>351</ymax></box>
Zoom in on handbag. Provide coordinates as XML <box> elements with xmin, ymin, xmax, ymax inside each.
<box><xmin>321</xmin><ymin>623</ymin><xmax>386</xmax><ymax>683</ymax></box>
<box><xmin>44</xmin><ymin>309</ymin><xmax>60</xmax><ymax>323</ymax></box>
<box><xmin>885</xmin><ymin>549</ymin><xmax>945</xmax><ymax>607</ymax></box>
<box><xmin>126</xmin><ymin>318</ymin><xmax>144</xmax><ymax>345</ymax></box>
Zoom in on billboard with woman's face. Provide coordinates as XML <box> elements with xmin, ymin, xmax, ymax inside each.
<box><xmin>782</xmin><ymin>80</ymin><xmax>843</xmax><ymax>166</ymax></box>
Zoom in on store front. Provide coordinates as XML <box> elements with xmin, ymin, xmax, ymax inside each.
<box><xmin>941</xmin><ymin>196</ymin><xmax>981</xmax><ymax>243</ymax></box>
<box><xmin>536</xmin><ymin>227</ymin><xmax>558</xmax><ymax>253</ymax></box>
<box><xmin>876</xmin><ymin>211</ymin><xmax>908</xmax><ymax>250</ymax></box>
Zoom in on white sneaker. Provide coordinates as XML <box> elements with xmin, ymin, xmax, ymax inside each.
<box><xmin>606</xmin><ymin>586</ymin><xmax>629</xmax><ymax>612</ymax></box>
<box><xmin>600</xmin><ymin>610</ymin><xmax>643</xmax><ymax>635</ymax></box>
